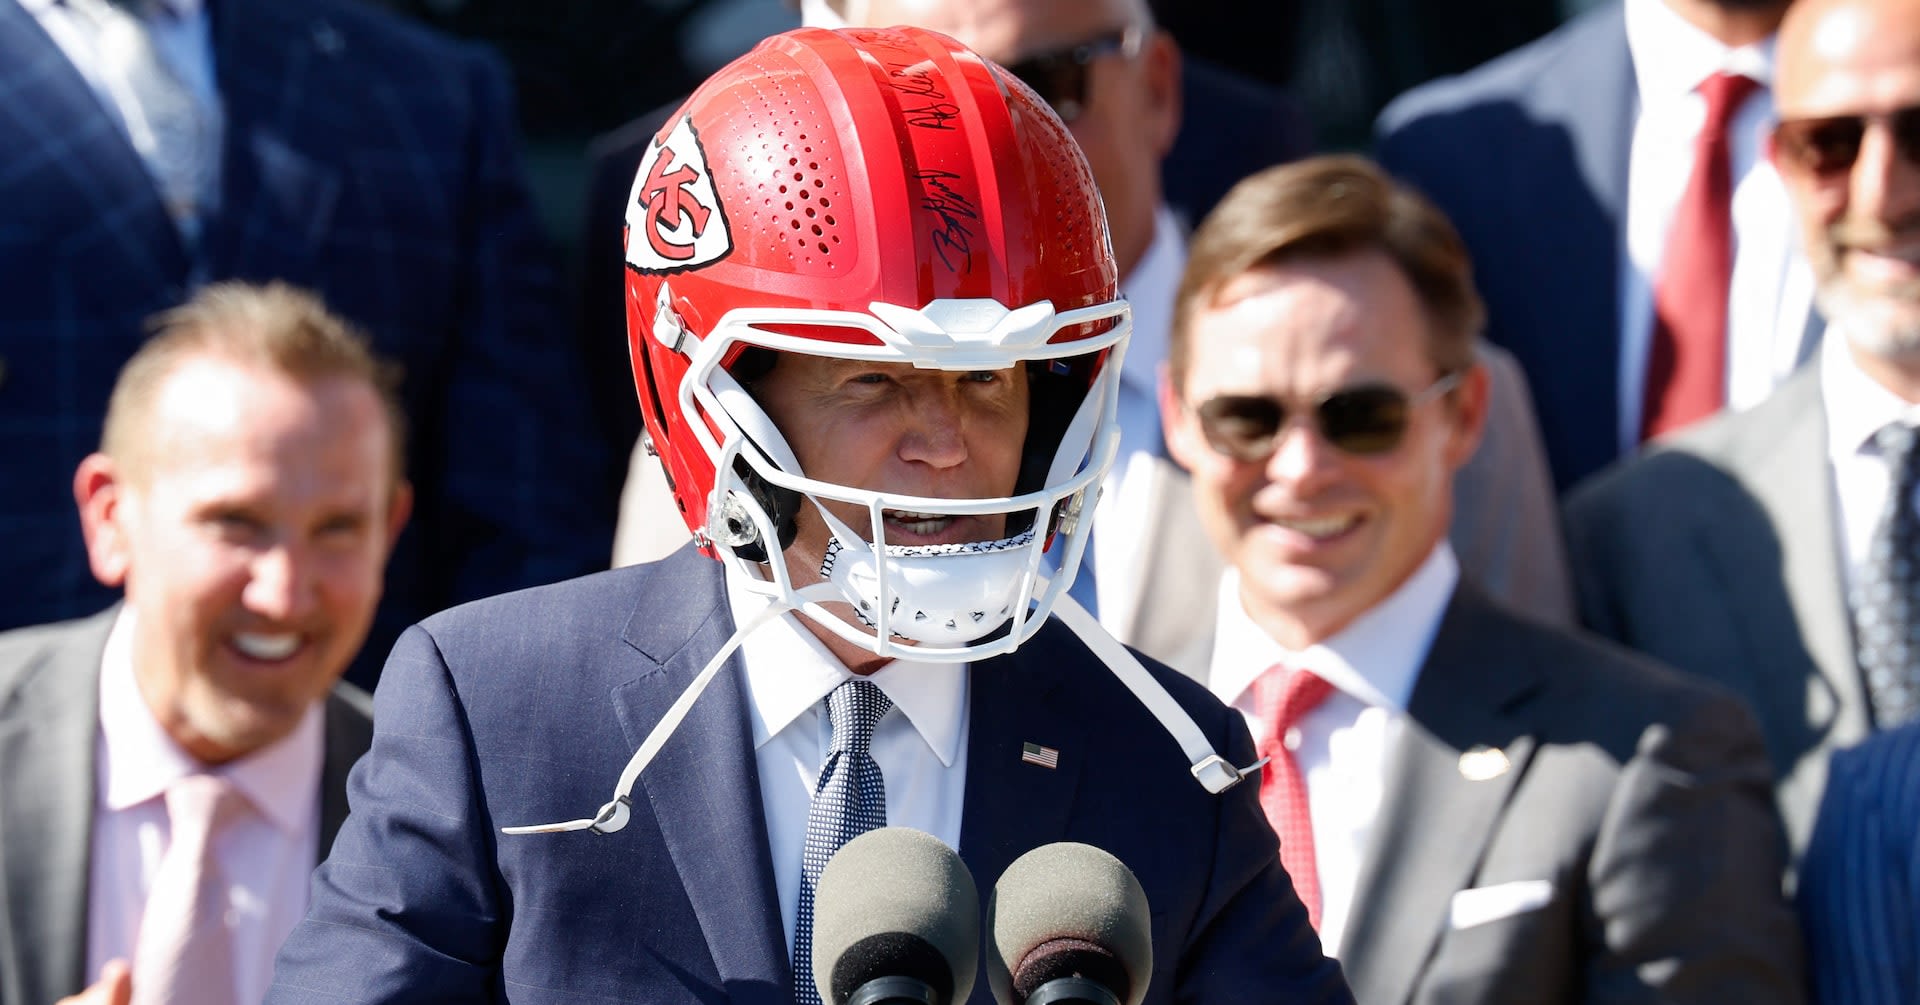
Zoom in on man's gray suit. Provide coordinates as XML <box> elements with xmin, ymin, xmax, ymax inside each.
<box><xmin>1564</xmin><ymin>367</ymin><xmax>1863</xmax><ymax>854</ymax></box>
<box><xmin>0</xmin><ymin>608</ymin><xmax>373</xmax><ymax>1005</ymax></box>
<box><xmin>1128</xmin><ymin>483</ymin><xmax>1803</xmax><ymax>1002</ymax></box>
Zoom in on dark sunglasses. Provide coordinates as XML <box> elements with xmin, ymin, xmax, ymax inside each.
<box><xmin>1773</xmin><ymin>106</ymin><xmax>1920</xmax><ymax>178</ymax></box>
<box><xmin>1005</xmin><ymin>26</ymin><xmax>1142</xmax><ymax>124</ymax></box>
<box><xmin>1193</xmin><ymin>371</ymin><xmax>1465</xmax><ymax>462</ymax></box>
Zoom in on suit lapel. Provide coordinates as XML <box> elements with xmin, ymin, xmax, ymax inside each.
<box><xmin>613</xmin><ymin>559</ymin><xmax>788</xmax><ymax>996</ymax></box>
<box><xmin>1119</xmin><ymin>458</ymin><xmax>1221</xmax><ymax>684</ymax></box>
<box><xmin>1725</xmin><ymin>373</ymin><xmax>1856</xmax><ymax>717</ymax></box>
<box><xmin>0</xmin><ymin>612</ymin><xmax>114</xmax><ymax>1004</ymax></box>
<box><xmin>958</xmin><ymin>628</ymin><xmax>1088</xmax><ymax>906</ymax></box>
<box><xmin>318</xmin><ymin>687</ymin><xmax>373</xmax><ymax>859</ymax></box>
<box><xmin>1338</xmin><ymin>590</ymin><xmax>1542</xmax><ymax>1005</ymax></box>
<box><xmin>203</xmin><ymin>0</ymin><xmax>340</xmax><ymax>279</ymax></box>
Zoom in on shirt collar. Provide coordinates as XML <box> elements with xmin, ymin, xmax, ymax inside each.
<box><xmin>1821</xmin><ymin>326</ymin><xmax>1920</xmax><ymax>460</ymax></box>
<box><xmin>726</xmin><ymin>566</ymin><xmax>969</xmax><ymax>767</ymax></box>
<box><xmin>1208</xmin><ymin>542</ymin><xmax>1458</xmax><ymax>712</ymax></box>
<box><xmin>1117</xmin><ymin>204</ymin><xmax>1184</xmax><ymax>395</ymax></box>
<box><xmin>96</xmin><ymin>605</ymin><xmax>325</xmax><ymax>835</ymax></box>
<box><xmin>1625</xmin><ymin>0</ymin><xmax>1776</xmax><ymax>103</ymax></box>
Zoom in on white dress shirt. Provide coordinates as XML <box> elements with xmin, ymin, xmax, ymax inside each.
<box><xmin>1204</xmin><ymin>544</ymin><xmax>1458</xmax><ymax>958</ymax></box>
<box><xmin>728</xmin><ymin>568</ymin><xmax>971</xmax><ymax>950</ymax></box>
<box><xmin>1089</xmin><ymin>203</ymin><xmax>1184</xmax><ymax>639</ymax></box>
<box><xmin>1619</xmin><ymin>0</ymin><xmax>1815</xmax><ymax>452</ymax></box>
<box><xmin>87</xmin><ymin>605</ymin><xmax>325</xmax><ymax>1004</ymax></box>
<box><xmin>1821</xmin><ymin>331</ymin><xmax>1920</xmax><ymax>598</ymax></box>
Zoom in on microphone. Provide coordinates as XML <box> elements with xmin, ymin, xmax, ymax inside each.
<box><xmin>811</xmin><ymin>827</ymin><xmax>981</xmax><ymax>1005</ymax></box>
<box><xmin>986</xmin><ymin>843</ymin><xmax>1152</xmax><ymax>1005</ymax></box>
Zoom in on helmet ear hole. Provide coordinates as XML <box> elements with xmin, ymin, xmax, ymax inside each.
<box><xmin>1014</xmin><ymin>361</ymin><xmax>1093</xmax><ymax>538</ymax></box>
<box><xmin>722</xmin><ymin>454</ymin><xmax>802</xmax><ymax>564</ymax></box>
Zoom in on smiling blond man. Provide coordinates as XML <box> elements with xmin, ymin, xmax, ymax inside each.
<box><xmin>0</xmin><ymin>281</ymin><xmax>409</xmax><ymax>1005</ymax></box>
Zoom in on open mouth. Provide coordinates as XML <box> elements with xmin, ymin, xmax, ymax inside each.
<box><xmin>232</xmin><ymin>632</ymin><xmax>302</xmax><ymax>661</ymax></box>
<box><xmin>882</xmin><ymin>509</ymin><xmax>959</xmax><ymax>537</ymax></box>
<box><xmin>1273</xmin><ymin>513</ymin><xmax>1362</xmax><ymax>541</ymax></box>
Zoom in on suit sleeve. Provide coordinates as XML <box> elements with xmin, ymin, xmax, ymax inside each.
<box><xmin>1799</xmin><ymin>736</ymin><xmax>1919</xmax><ymax>1005</ymax></box>
<box><xmin>268</xmin><ymin>626</ymin><xmax>504</xmax><ymax>1001</ymax></box>
<box><xmin>427</xmin><ymin>45</ymin><xmax>618</xmax><ymax>608</ymax></box>
<box><xmin>1173</xmin><ymin>701</ymin><xmax>1356</xmax><ymax>1004</ymax></box>
<box><xmin>1582</xmin><ymin>687</ymin><xmax>1805</xmax><ymax>1003</ymax></box>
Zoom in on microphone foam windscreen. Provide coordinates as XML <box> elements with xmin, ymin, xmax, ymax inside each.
<box><xmin>986</xmin><ymin>842</ymin><xmax>1152</xmax><ymax>1005</ymax></box>
<box><xmin>811</xmin><ymin>827</ymin><xmax>980</xmax><ymax>1005</ymax></box>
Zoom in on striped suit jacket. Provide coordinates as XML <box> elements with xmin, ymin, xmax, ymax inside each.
<box><xmin>1799</xmin><ymin>723</ymin><xmax>1920</xmax><ymax>1004</ymax></box>
<box><xmin>0</xmin><ymin>0</ymin><xmax>616</xmax><ymax>685</ymax></box>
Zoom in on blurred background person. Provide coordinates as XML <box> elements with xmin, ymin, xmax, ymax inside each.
<box><xmin>0</xmin><ymin>0</ymin><xmax>614</xmax><ymax>689</ymax></box>
<box><xmin>1563</xmin><ymin>0</ymin><xmax>1920</xmax><ymax>855</ymax></box>
<box><xmin>0</xmin><ymin>283</ymin><xmax>404</xmax><ymax>1005</ymax></box>
<box><xmin>1148</xmin><ymin>155</ymin><xmax>1802</xmax><ymax>1003</ymax></box>
<box><xmin>1378</xmin><ymin>0</ymin><xmax>1814</xmax><ymax>492</ymax></box>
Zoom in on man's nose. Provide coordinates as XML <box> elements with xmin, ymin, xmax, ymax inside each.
<box><xmin>1850</xmin><ymin>120</ymin><xmax>1920</xmax><ymax>227</ymax></box>
<box><xmin>898</xmin><ymin>388</ymin><xmax>969</xmax><ymax>468</ymax></box>
<box><xmin>243</xmin><ymin>543</ymin><xmax>316</xmax><ymax>621</ymax></box>
<box><xmin>1264</xmin><ymin>419</ymin><xmax>1342</xmax><ymax>489</ymax></box>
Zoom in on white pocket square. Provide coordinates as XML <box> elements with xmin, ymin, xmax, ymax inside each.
<box><xmin>1448</xmin><ymin>879</ymin><xmax>1555</xmax><ymax>930</ymax></box>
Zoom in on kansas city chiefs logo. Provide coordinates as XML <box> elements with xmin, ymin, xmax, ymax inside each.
<box><xmin>626</xmin><ymin>115</ymin><xmax>732</xmax><ymax>273</ymax></box>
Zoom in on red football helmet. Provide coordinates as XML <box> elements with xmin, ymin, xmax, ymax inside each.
<box><xmin>623</xmin><ymin>26</ymin><xmax>1129</xmax><ymax>661</ymax></box>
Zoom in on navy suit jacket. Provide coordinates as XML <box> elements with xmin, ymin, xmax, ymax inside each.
<box><xmin>1799</xmin><ymin>724</ymin><xmax>1920</xmax><ymax>1004</ymax></box>
<box><xmin>268</xmin><ymin>548</ymin><xmax>1353</xmax><ymax>1003</ymax></box>
<box><xmin>0</xmin><ymin>0</ymin><xmax>615</xmax><ymax>685</ymax></box>
<box><xmin>1375</xmin><ymin>3</ymin><xmax>1636</xmax><ymax>491</ymax></box>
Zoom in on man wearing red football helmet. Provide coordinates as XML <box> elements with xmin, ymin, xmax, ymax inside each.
<box><xmin>269</xmin><ymin>27</ymin><xmax>1352</xmax><ymax>1004</ymax></box>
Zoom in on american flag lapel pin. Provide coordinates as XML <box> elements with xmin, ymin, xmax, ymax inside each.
<box><xmin>1021</xmin><ymin>742</ymin><xmax>1060</xmax><ymax>769</ymax></box>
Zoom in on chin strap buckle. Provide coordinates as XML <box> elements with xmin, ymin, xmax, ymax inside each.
<box><xmin>1191</xmin><ymin>754</ymin><xmax>1267</xmax><ymax>795</ymax></box>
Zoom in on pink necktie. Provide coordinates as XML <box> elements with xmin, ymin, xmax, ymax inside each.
<box><xmin>133</xmin><ymin>774</ymin><xmax>247</xmax><ymax>1005</ymax></box>
<box><xmin>1253</xmin><ymin>665</ymin><xmax>1336</xmax><ymax>930</ymax></box>
<box><xmin>1642</xmin><ymin>71</ymin><xmax>1761</xmax><ymax>440</ymax></box>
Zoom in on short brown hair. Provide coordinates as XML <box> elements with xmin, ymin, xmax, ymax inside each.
<box><xmin>1170</xmin><ymin>154</ymin><xmax>1485</xmax><ymax>389</ymax></box>
<box><xmin>102</xmin><ymin>281</ymin><xmax>407</xmax><ymax>483</ymax></box>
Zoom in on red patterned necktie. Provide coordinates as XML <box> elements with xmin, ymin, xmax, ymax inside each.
<box><xmin>1642</xmin><ymin>71</ymin><xmax>1762</xmax><ymax>440</ymax></box>
<box><xmin>1254</xmin><ymin>665</ymin><xmax>1336</xmax><ymax>930</ymax></box>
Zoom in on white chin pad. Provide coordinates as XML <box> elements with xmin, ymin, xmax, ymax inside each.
<box><xmin>821</xmin><ymin>530</ymin><xmax>1035</xmax><ymax>646</ymax></box>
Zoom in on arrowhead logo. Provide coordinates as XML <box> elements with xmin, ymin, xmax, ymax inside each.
<box><xmin>626</xmin><ymin>115</ymin><xmax>732</xmax><ymax>273</ymax></box>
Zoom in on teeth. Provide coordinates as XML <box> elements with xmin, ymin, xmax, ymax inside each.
<box><xmin>234</xmin><ymin>633</ymin><xmax>301</xmax><ymax>660</ymax></box>
<box><xmin>885</xmin><ymin>511</ymin><xmax>952</xmax><ymax>535</ymax></box>
<box><xmin>1276</xmin><ymin>514</ymin><xmax>1357</xmax><ymax>540</ymax></box>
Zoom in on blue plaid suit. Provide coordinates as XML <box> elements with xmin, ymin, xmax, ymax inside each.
<box><xmin>0</xmin><ymin>0</ymin><xmax>617</xmax><ymax>684</ymax></box>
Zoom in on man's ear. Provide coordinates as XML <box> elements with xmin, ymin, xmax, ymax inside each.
<box><xmin>1443</xmin><ymin>359</ymin><xmax>1493</xmax><ymax>471</ymax></box>
<box><xmin>1158</xmin><ymin>361</ymin><xmax>1202</xmax><ymax>473</ymax></box>
<box><xmin>1142</xmin><ymin>30</ymin><xmax>1183</xmax><ymax>159</ymax></box>
<box><xmin>74</xmin><ymin>453</ymin><xmax>133</xmax><ymax>588</ymax></box>
<box><xmin>384</xmin><ymin>480</ymin><xmax>414</xmax><ymax>551</ymax></box>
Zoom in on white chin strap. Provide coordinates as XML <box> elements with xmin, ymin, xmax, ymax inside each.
<box><xmin>815</xmin><ymin>510</ymin><xmax>1034</xmax><ymax>647</ymax></box>
<box><xmin>500</xmin><ymin>584</ymin><xmax>1264</xmax><ymax>837</ymax></box>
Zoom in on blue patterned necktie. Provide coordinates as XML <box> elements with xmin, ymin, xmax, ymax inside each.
<box><xmin>70</xmin><ymin>0</ymin><xmax>219</xmax><ymax>242</ymax></box>
<box><xmin>793</xmin><ymin>678</ymin><xmax>891</xmax><ymax>1005</ymax></box>
<box><xmin>1855</xmin><ymin>421</ymin><xmax>1920</xmax><ymax>727</ymax></box>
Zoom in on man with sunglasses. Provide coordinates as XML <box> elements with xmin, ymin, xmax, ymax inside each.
<box><xmin>1143</xmin><ymin>154</ymin><xmax>1802</xmax><ymax>1004</ymax></box>
<box><xmin>1565</xmin><ymin>0</ymin><xmax>1920</xmax><ymax>862</ymax></box>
